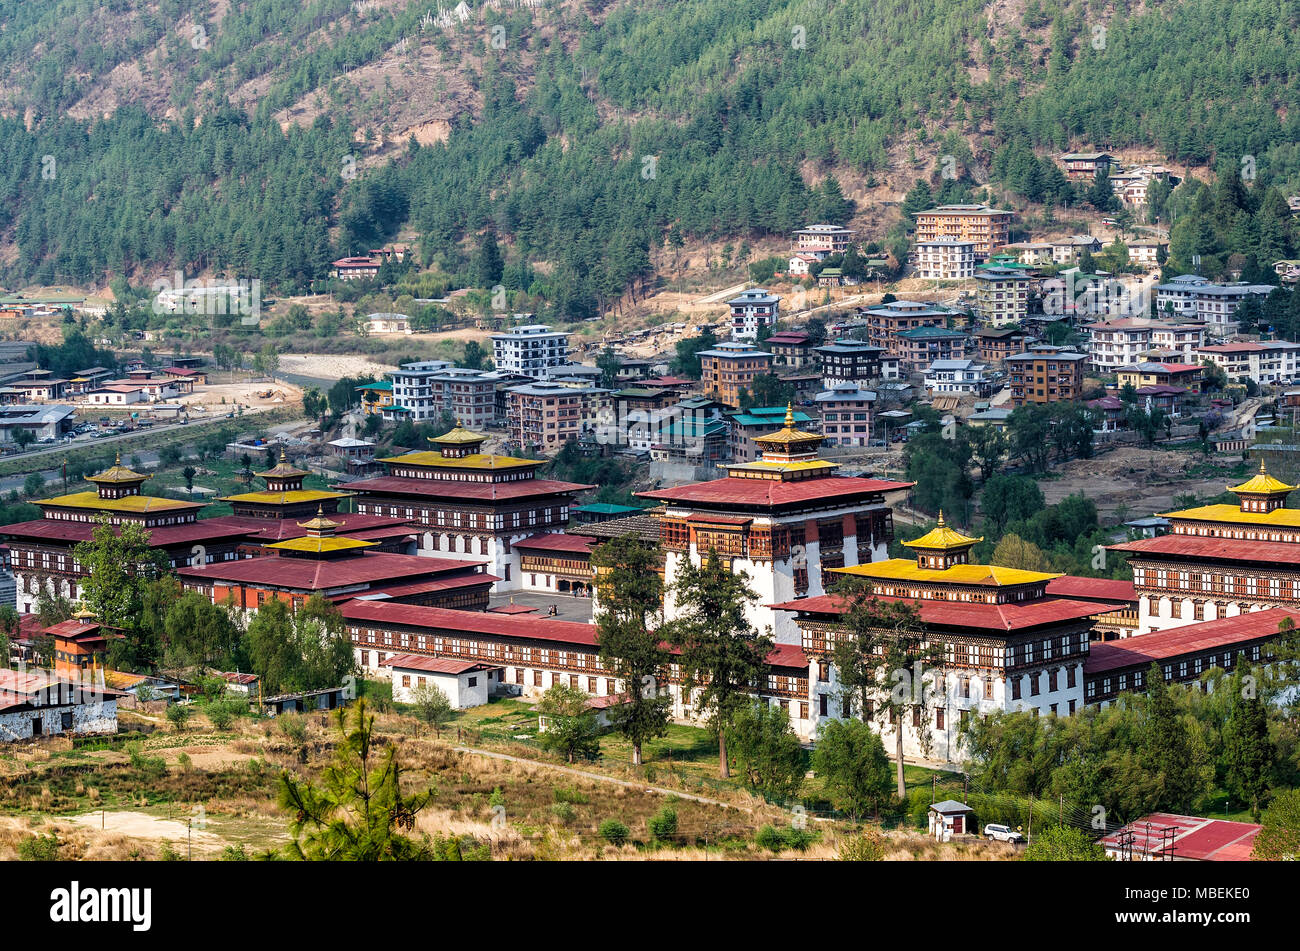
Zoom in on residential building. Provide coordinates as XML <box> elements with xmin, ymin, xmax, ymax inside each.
<box><xmin>1005</xmin><ymin>346</ymin><xmax>1088</xmax><ymax>406</ymax></box>
<box><xmin>698</xmin><ymin>341</ymin><xmax>774</xmax><ymax>408</ymax></box>
<box><xmin>1059</xmin><ymin>152</ymin><xmax>1119</xmax><ymax>181</ymax></box>
<box><xmin>1084</xmin><ymin>318</ymin><xmax>1199</xmax><ymax>373</ymax></box>
<box><xmin>765</xmin><ymin>330</ymin><xmax>817</xmax><ymax>369</ymax></box>
<box><xmin>924</xmin><ymin>359</ymin><xmax>992</xmax><ymax>396</ymax></box>
<box><xmin>356</xmin><ymin>380</ymin><xmax>394</xmax><ymax>416</ymax></box>
<box><xmin>815</xmin><ymin>383</ymin><xmax>875</xmax><ymax>447</ymax></box>
<box><xmin>1115</xmin><ymin>362</ymin><xmax>1203</xmax><ymax>394</ymax></box>
<box><xmin>384</xmin><ymin>654</ymin><xmax>500</xmax><ymax>707</ymax></box>
<box><xmin>1135</xmin><ymin>384</ymin><xmax>1189</xmax><ymax>417</ymax></box>
<box><xmin>727</xmin><ymin>289</ymin><xmax>781</xmax><ymax>341</ymax></box>
<box><xmin>788</xmin><ymin>253</ymin><xmax>820</xmax><ymax>275</ymax></box>
<box><xmin>387</xmin><ymin>362</ymin><xmax>495</xmax><ymax>429</ymax></box>
<box><xmin>0</xmin><ymin>404</ymin><xmax>75</xmax><ymax>444</ymax></box>
<box><xmin>1087</xmin><ymin>395</ymin><xmax>1125</xmax><ymax>432</ymax></box>
<box><xmin>1128</xmin><ymin>240</ymin><xmax>1167</xmax><ymax>267</ymax></box>
<box><xmin>999</xmin><ymin>242</ymin><xmax>1054</xmax><ymax>266</ymax></box>
<box><xmin>340</xmin><ymin>422</ymin><xmax>593</xmax><ymax>591</ymax></box>
<box><xmin>914</xmin><ymin>205</ymin><xmax>1013</xmax><ymax>260</ymax></box>
<box><xmin>506</xmin><ymin>383</ymin><xmax>609</xmax><ymax>454</ymax></box>
<box><xmin>1275</xmin><ymin>259</ymin><xmax>1300</xmax><ymax>285</ymax></box>
<box><xmin>972</xmin><ymin>327</ymin><xmax>1033</xmax><ymax>364</ymax></box>
<box><xmin>365</xmin><ymin>312</ymin><xmax>411</xmax><ymax>335</ymax></box>
<box><xmin>331</xmin><ymin>256</ymin><xmax>381</xmax><ymax>280</ymax></box>
<box><xmin>974</xmin><ymin>265</ymin><xmax>1031</xmax><ymax>327</ymax></box>
<box><xmin>1197</xmin><ymin>341</ymin><xmax>1300</xmax><ymax>385</ymax></box>
<box><xmin>0</xmin><ymin>668</ymin><xmax>120</xmax><ymax>742</ymax></box>
<box><xmin>862</xmin><ymin>299</ymin><xmax>954</xmax><ymax>355</ymax></box>
<box><xmin>514</xmin><ymin>532</ymin><xmax>599</xmax><ymax>597</ymax></box>
<box><xmin>490</xmin><ymin>325</ymin><xmax>569</xmax><ymax>375</ymax></box>
<box><xmin>913</xmin><ymin>241</ymin><xmax>977</xmax><ymax>280</ymax></box>
<box><xmin>1155</xmin><ymin>275</ymin><xmax>1274</xmax><ymax>333</ymax></box>
<box><xmin>1050</xmin><ymin>236</ymin><xmax>1103</xmax><ymax>265</ymax></box>
<box><xmin>814</xmin><ymin>339</ymin><xmax>895</xmax><ymax>387</ymax></box>
<box><xmin>895</xmin><ymin>326</ymin><xmax>971</xmax><ymax>374</ymax></box>
<box><xmin>793</xmin><ymin>224</ymin><xmax>856</xmax><ymax>256</ymax></box>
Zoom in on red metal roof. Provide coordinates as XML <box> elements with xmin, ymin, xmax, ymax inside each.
<box><xmin>214</xmin><ymin>513</ymin><xmax>412</xmax><ymax>544</ymax></box>
<box><xmin>513</xmin><ymin>533</ymin><xmax>597</xmax><ymax>554</ymax></box>
<box><xmin>1084</xmin><ymin>608</ymin><xmax>1300</xmax><ymax>674</ymax></box>
<box><xmin>640</xmin><ymin>476</ymin><xmax>913</xmax><ymax>509</ymax></box>
<box><xmin>341</xmin><ymin>600</ymin><xmax>599</xmax><ymax>645</ymax></box>
<box><xmin>684</xmin><ymin>513</ymin><xmax>753</xmax><ymax>526</ymax></box>
<box><xmin>1111</xmin><ymin>534</ymin><xmax>1300</xmax><ymax>565</ymax></box>
<box><xmin>358</xmin><ymin>573</ymin><xmax>501</xmax><ymax>600</ymax></box>
<box><xmin>381</xmin><ymin>653</ymin><xmax>499</xmax><ymax>675</ymax></box>
<box><xmin>1045</xmin><ymin>576</ymin><xmax>1136</xmax><ymax>603</ymax></box>
<box><xmin>0</xmin><ymin>518</ymin><xmax>258</xmax><ymax>548</ymax></box>
<box><xmin>42</xmin><ymin>620</ymin><xmax>100</xmax><ymax>639</ymax></box>
<box><xmin>339</xmin><ymin>476</ymin><xmax>594</xmax><ymax>501</ymax></box>
<box><xmin>767</xmin><ymin>643</ymin><xmax>809</xmax><ymax>668</ymax></box>
<box><xmin>772</xmin><ymin>593</ymin><xmax>1118</xmax><ymax>632</ymax></box>
<box><xmin>178</xmin><ymin>552</ymin><xmax>489</xmax><ymax>592</ymax></box>
<box><xmin>1099</xmin><ymin>813</ymin><xmax>1261</xmax><ymax>861</ymax></box>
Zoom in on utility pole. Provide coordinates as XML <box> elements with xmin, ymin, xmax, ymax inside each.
<box><xmin>1028</xmin><ymin>794</ymin><xmax>1033</xmax><ymax>843</ymax></box>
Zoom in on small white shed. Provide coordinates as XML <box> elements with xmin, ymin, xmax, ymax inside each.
<box><xmin>383</xmin><ymin>654</ymin><xmax>500</xmax><ymax>709</ymax></box>
<box><xmin>928</xmin><ymin>800</ymin><xmax>975</xmax><ymax>842</ymax></box>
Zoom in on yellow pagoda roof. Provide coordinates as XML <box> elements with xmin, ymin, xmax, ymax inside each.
<box><xmin>37</xmin><ymin>491</ymin><xmax>196</xmax><ymax>513</ymax></box>
<box><xmin>265</xmin><ymin>535</ymin><xmax>376</xmax><ymax>554</ymax></box>
<box><xmin>726</xmin><ymin>459</ymin><xmax>839</xmax><ymax>475</ymax></box>
<box><xmin>219</xmin><ymin>489</ymin><xmax>348</xmax><ymax>505</ymax></box>
<box><xmin>256</xmin><ymin>447</ymin><xmax>311</xmax><ymax>479</ymax></box>
<box><xmin>297</xmin><ymin>507</ymin><xmax>342</xmax><ymax>534</ymax></box>
<box><xmin>835</xmin><ymin>559</ymin><xmax>1059</xmax><ymax>587</ymax></box>
<box><xmin>85</xmin><ymin>453</ymin><xmax>150</xmax><ymax>484</ymax></box>
<box><xmin>429</xmin><ymin>422</ymin><xmax>487</xmax><ymax>445</ymax></box>
<box><xmin>379</xmin><ymin>450</ymin><xmax>538</xmax><ymax>470</ymax></box>
<box><xmin>753</xmin><ymin>403</ymin><xmax>823</xmax><ymax>445</ymax></box>
<box><xmin>901</xmin><ymin>512</ymin><xmax>983</xmax><ymax>551</ymax></box>
<box><xmin>1160</xmin><ymin>503</ymin><xmax>1300</xmax><ymax>528</ymax></box>
<box><xmin>1228</xmin><ymin>461</ymin><xmax>1295</xmax><ymax>496</ymax></box>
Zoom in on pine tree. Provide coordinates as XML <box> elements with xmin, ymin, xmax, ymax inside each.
<box><xmin>1223</xmin><ymin>680</ymin><xmax>1273</xmax><ymax>820</ymax></box>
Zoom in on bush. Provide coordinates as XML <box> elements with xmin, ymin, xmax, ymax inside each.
<box><xmin>488</xmin><ymin>787</ymin><xmax>505</xmax><ymax>808</ymax></box>
<box><xmin>18</xmin><ymin>833</ymin><xmax>60</xmax><ymax>861</ymax></box>
<box><xmin>838</xmin><ymin>828</ymin><xmax>888</xmax><ymax>861</ymax></box>
<box><xmin>755</xmin><ymin>823</ymin><xmax>815</xmax><ymax>853</ymax></box>
<box><xmin>648</xmin><ymin>805</ymin><xmax>678</xmax><ymax>841</ymax></box>
<box><xmin>220</xmin><ymin>844</ymin><xmax>249</xmax><ymax>861</ymax></box>
<box><xmin>159</xmin><ymin>842</ymin><xmax>185</xmax><ymax>861</ymax></box>
<box><xmin>206</xmin><ymin>704</ymin><xmax>234</xmax><ymax>731</ymax></box>
<box><xmin>598</xmin><ymin>818</ymin><xmax>630</xmax><ymax>846</ymax></box>
<box><xmin>549</xmin><ymin>802</ymin><xmax>576</xmax><ymax>824</ymax></box>
<box><xmin>165</xmin><ymin>703</ymin><xmax>191</xmax><ymax>732</ymax></box>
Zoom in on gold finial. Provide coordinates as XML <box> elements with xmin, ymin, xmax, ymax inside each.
<box><xmin>1261</xmin><ymin>460</ymin><xmax>1268</xmax><ymax>473</ymax></box>
<box><xmin>114</xmin><ymin>452</ymin><xmax>121</xmax><ymax>466</ymax></box>
<box><xmin>281</xmin><ymin>446</ymin><xmax>287</xmax><ymax>462</ymax></box>
<box><xmin>784</xmin><ymin>402</ymin><xmax>794</xmax><ymax>428</ymax></box>
<box><xmin>937</xmin><ymin>510</ymin><xmax>946</xmax><ymax>526</ymax></box>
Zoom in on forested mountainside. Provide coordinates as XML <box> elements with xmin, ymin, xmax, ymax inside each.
<box><xmin>1</xmin><ymin>0</ymin><xmax>1299</xmax><ymax>315</ymax></box>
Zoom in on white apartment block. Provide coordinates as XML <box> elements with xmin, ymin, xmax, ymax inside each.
<box><xmin>793</xmin><ymin>224</ymin><xmax>856</xmax><ymax>255</ymax></box>
<box><xmin>1085</xmin><ymin>318</ymin><xmax>1205</xmax><ymax>372</ymax></box>
<box><xmin>1196</xmin><ymin>341</ymin><xmax>1300</xmax><ymax>385</ymax></box>
<box><xmin>727</xmin><ymin>289</ymin><xmax>781</xmax><ymax>340</ymax></box>
<box><xmin>924</xmin><ymin>359</ymin><xmax>991</xmax><ymax>396</ymax></box>
<box><xmin>913</xmin><ymin>241</ymin><xmax>977</xmax><ymax>280</ymax></box>
<box><xmin>974</xmin><ymin>266</ymin><xmax>1031</xmax><ymax>327</ymax></box>
<box><xmin>1154</xmin><ymin>275</ymin><xmax>1274</xmax><ymax>335</ymax></box>
<box><xmin>490</xmin><ymin>325</ymin><xmax>570</xmax><ymax>375</ymax></box>
<box><xmin>389</xmin><ymin>362</ymin><xmax>496</xmax><ymax>428</ymax></box>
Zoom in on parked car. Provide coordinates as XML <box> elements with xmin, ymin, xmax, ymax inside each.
<box><xmin>983</xmin><ymin>824</ymin><xmax>1025</xmax><ymax>844</ymax></box>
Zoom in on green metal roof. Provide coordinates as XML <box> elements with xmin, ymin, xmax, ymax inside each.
<box><xmin>573</xmin><ymin>503</ymin><xmax>642</xmax><ymax>515</ymax></box>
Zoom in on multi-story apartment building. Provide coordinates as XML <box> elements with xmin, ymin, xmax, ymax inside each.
<box><xmin>1197</xmin><ymin>341</ymin><xmax>1300</xmax><ymax>385</ymax></box>
<box><xmin>974</xmin><ymin>265</ymin><xmax>1031</xmax><ymax>327</ymax></box>
<box><xmin>490</xmin><ymin>325</ymin><xmax>569</xmax><ymax>375</ymax></box>
<box><xmin>388</xmin><ymin>362</ymin><xmax>496</xmax><ymax>428</ymax></box>
<box><xmin>862</xmin><ymin>300</ymin><xmax>954</xmax><ymax>355</ymax></box>
<box><xmin>698</xmin><ymin>341</ymin><xmax>774</xmax><ymax>408</ymax></box>
<box><xmin>972</xmin><ymin>327</ymin><xmax>1033</xmax><ymax>364</ymax></box>
<box><xmin>1126</xmin><ymin>241</ymin><xmax>1167</xmax><ymax>267</ymax></box>
<box><xmin>765</xmin><ymin>331</ymin><xmax>817</xmax><ymax>369</ymax></box>
<box><xmin>1005</xmin><ymin>345</ymin><xmax>1088</xmax><ymax>406</ymax></box>
<box><xmin>793</xmin><ymin>224</ymin><xmax>856</xmax><ymax>256</ymax></box>
<box><xmin>1050</xmin><ymin>236</ymin><xmax>1103</xmax><ymax>265</ymax></box>
<box><xmin>895</xmin><ymin>326</ymin><xmax>971</xmax><ymax>373</ymax></box>
<box><xmin>814</xmin><ymin>339</ymin><xmax>896</xmax><ymax>387</ymax></box>
<box><xmin>1154</xmin><ymin>275</ymin><xmax>1274</xmax><ymax>334</ymax></box>
<box><xmin>913</xmin><ymin>241</ymin><xmax>977</xmax><ymax>279</ymax></box>
<box><xmin>1000</xmin><ymin>242</ymin><xmax>1054</xmax><ymax>266</ymax></box>
<box><xmin>506</xmin><ymin>383</ymin><xmax>609</xmax><ymax>453</ymax></box>
<box><xmin>1084</xmin><ymin>318</ymin><xmax>1203</xmax><ymax>372</ymax></box>
<box><xmin>914</xmin><ymin>205</ymin><xmax>1013</xmax><ymax>260</ymax></box>
<box><xmin>814</xmin><ymin>383</ymin><xmax>875</xmax><ymax>447</ymax></box>
<box><xmin>726</xmin><ymin>405</ymin><xmax>819</xmax><ymax>463</ymax></box>
<box><xmin>727</xmin><ymin>289</ymin><xmax>781</xmax><ymax>341</ymax></box>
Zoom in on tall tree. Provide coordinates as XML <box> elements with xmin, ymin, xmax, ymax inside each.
<box><xmin>725</xmin><ymin>700</ymin><xmax>805</xmax><ymax>802</ymax></box>
<box><xmin>664</xmin><ymin>549</ymin><xmax>773</xmax><ymax>778</ymax></box>
<box><xmin>1222</xmin><ymin>679</ymin><xmax>1273</xmax><ymax>821</ymax></box>
<box><xmin>73</xmin><ymin>513</ymin><xmax>171</xmax><ymax>671</ymax></box>
<box><xmin>812</xmin><ymin>717</ymin><xmax>893</xmax><ymax>820</ymax></box>
<box><xmin>591</xmin><ymin>535</ymin><xmax>671</xmax><ymax>766</ymax></box>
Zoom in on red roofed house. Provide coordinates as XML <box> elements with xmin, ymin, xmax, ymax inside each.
<box><xmin>638</xmin><ymin>405</ymin><xmax>912</xmax><ymax>645</ymax></box>
<box><xmin>772</xmin><ymin>514</ymin><xmax>1124</xmax><ymax>761</ymax></box>
<box><xmin>515</xmin><ymin>532</ymin><xmax>598</xmax><ymax>597</ymax></box>
<box><xmin>340</xmin><ymin>422</ymin><xmax>593</xmax><ymax>592</ymax></box>
<box><xmin>1101</xmin><ymin>814</ymin><xmax>1261</xmax><ymax>861</ymax></box>
<box><xmin>383</xmin><ymin>653</ymin><xmax>501</xmax><ymax>707</ymax></box>
<box><xmin>0</xmin><ymin>667</ymin><xmax>122</xmax><ymax>741</ymax></box>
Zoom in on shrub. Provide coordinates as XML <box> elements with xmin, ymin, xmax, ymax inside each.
<box><xmin>165</xmin><ymin>703</ymin><xmax>191</xmax><ymax>732</ymax></box>
<box><xmin>176</xmin><ymin>752</ymin><xmax>192</xmax><ymax>771</ymax></box>
<box><xmin>756</xmin><ymin>824</ymin><xmax>814</xmax><ymax>853</ymax></box>
<box><xmin>550</xmin><ymin>802</ymin><xmax>576</xmax><ymax>824</ymax></box>
<box><xmin>598</xmin><ymin>818</ymin><xmax>630</xmax><ymax>846</ymax></box>
<box><xmin>18</xmin><ymin>833</ymin><xmax>60</xmax><ymax>861</ymax></box>
<box><xmin>838</xmin><ymin>828</ymin><xmax>888</xmax><ymax>861</ymax></box>
<box><xmin>648</xmin><ymin>805</ymin><xmax>678</xmax><ymax>841</ymax></box>
<box><xmin>220</xmin><ymin>844</ymin><xmax>249</xmax><ymax>861</ymax></box>
<box><xmin>159</xmin><ymin>842</ymin><xmax>185</xmax><ymax>861</ymax></box>
<box><xmin>553</xmin><ymin>785</ymin><xmax>589</xmax><ymax>805</ymax></box>
<box><xmin>207</xmin><ymin>705</ymin><xmax>234</xmax><ymax>731</ymax></box>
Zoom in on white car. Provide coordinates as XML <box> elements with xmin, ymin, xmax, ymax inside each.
<box><xmin>984</xmin><ymin>824</ymin><xmax>1026</xmax><ymax>844</ymax></box>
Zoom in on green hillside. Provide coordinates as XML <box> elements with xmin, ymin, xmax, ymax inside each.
<box><xmin>1</xmin><ymin>0</ymin><xmax>1298</xmax><ymax>316</ymax></box>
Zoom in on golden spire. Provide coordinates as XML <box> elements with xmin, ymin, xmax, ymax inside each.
<box><xmin>114</xmin><ymin>451</ymin><xmax>121</xmax><ymax>466</ymax></box>
<box><xmin>72</xmin><ymin>600</ymin><xmax>96</xmax><ymax>622</ymax></box>
<box><xmin>784</xmin><ymin>402</ymin><xmax>794</xmax><ymax>428</ymax></box>
<box><xmin>937</xmin><ymin>510</ymin><xmax>945</xmax><ymax>527</ymax></box>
